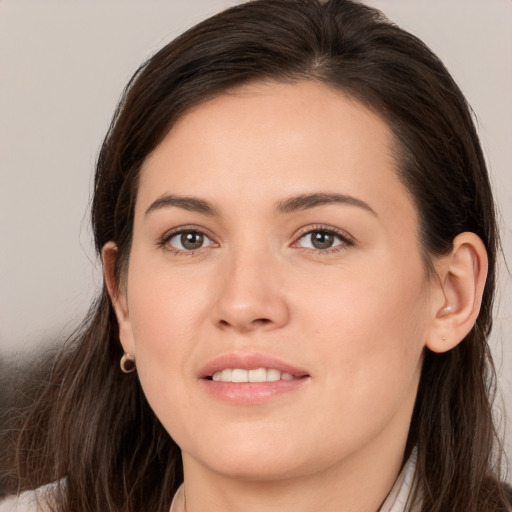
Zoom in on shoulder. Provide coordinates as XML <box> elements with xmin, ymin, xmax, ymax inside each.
<box><xmin>0</xmin><ymin>483</ymin><xmax>58</xmax><ymax>512</ymax></box>
<box><xmin>0</xmin><ymin>492</ymin><xmax>39</xmax><ymax>512</ymax></box>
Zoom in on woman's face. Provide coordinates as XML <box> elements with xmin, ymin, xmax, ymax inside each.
<box><xmin>113</xmin><ymin>81</ymin><xmax>439</xmax><ymax>481</ymax></box>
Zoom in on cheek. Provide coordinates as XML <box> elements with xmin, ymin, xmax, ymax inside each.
<box><xmin>298</xmin><ymin>254</ymin><xmax>429</xmax><ymax>340</ymax></box>
<box><xmin>286</xmin><ymin>268</ymin><xmax>427</xmax><ymax>457</ymax></box>
<box><xmin>124</xmin><ymin>258</ymin><xmax>210</xmax><ymax>408</ymax></box>
<box><xmin>296</xmin><ymin>253</ymin><xmax>429</xmax><ymax>395</ymax></box>
<box><xmin>127</xmin><ymin>255</ymin><xmax>209</xmax><ymax>346</ymax></box>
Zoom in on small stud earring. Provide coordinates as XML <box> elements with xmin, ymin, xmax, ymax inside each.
<box><xmin>120</xmin><ymin>353</ymin><xmax>136</xmax><ymax>373</ymax></box>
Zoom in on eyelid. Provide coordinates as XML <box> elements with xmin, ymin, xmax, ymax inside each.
<box><xmin>158</xmin><ymin>225</ymin><xmax>219</xmax><ymax>253</ymax></box>
<box><xmin>157</xmin><ymin>223</ymin><xmax>355</xmax><ymax>255</ymax></box>
<box><xmin>291</xmin><ymin>224</ymin><xmax>356</xmax><ymax>251</ymax></box>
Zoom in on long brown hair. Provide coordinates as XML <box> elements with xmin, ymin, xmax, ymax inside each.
<box><xmin>11</xmin><ymin>1</ymin><xmax>510</xmax><ymax>510</ymax></box>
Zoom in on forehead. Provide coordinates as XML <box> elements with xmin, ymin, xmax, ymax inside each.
<box><xmin>137</xmin><ymin>80</ymin><xmax>416</xmax><ymax>226</ymax></box>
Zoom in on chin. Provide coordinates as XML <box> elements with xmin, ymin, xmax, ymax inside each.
<box><xmin>183</xmin><ymin>431</ymin><xmax>315</xmax><ymax>481</ymax></box>
<box><xmin>206</xmin><ymin>455</ymin><xmax>308</xmax><ymax>482</ymax></box>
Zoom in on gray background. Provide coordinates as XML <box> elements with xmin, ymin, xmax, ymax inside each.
<box><xmin>1</xmin><ymin>0</ymin><xmax>511</xmax><ymax>471</ymax></box>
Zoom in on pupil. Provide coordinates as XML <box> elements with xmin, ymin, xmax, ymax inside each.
<box><xmin>181</xmin><ymin>231</ymin><xmax>204</xmax><ymax>250</ymax></box>
<box><xmin>312</xmin><ymin>231</ymin><xmax>334</xmax><ymax>249</ymax></box>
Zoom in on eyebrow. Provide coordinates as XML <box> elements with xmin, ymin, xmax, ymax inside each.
<box><xmin>145</xmin><ymin>195</ymin><xmax>219</xmax><ymax>216</ymax></box>
<box><xmin>144</xmin><ymin>192</ymin><xmax>376</xmax><ymax>217</ymax></box>
<box><xmin>275</xmin><ymin>192</ymin><xmax>377</xmax><ymax>216</ymax></box>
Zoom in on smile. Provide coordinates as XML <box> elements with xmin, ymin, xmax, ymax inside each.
<box><xmin>199</xmin><ymin>353</ymin><xmax>310</xmax><ymax>404</ymax></box>
<box><xmin>211</xmin><ymin>368</ymin><xmax>297</xmax><ymax>382</ymax></box>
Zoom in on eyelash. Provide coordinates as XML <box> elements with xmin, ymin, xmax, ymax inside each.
<box><xmin>157</xmin><ymin>225</ymin><xmax>217</xmax><ymax>256</ymax></box>
<box><xmin>157</xmin><ymin>224</ymin><xmax>355</xmax><ymax>256</ymax></box>
<box><xmin>292</xmin><ymin>224</ymin><xmax>355</xmax><ymax>254</ymax></box>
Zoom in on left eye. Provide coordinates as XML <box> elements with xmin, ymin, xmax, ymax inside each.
<box><xmin>167</xmin><ymin>230</ymin><xmax>213</xmax><ymax>251</ymax></box>
<box><xmin>296</xmin><ymin>230</ymin><xmax>345</xmax><ymax>250</ymax></box>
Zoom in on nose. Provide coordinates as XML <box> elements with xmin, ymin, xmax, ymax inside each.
<box><xmin>211</xmin><ymin>248</ymin><xmax>290</xmax><ymax>333</ymax></box>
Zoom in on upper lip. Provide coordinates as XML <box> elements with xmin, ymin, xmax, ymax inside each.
<box><xmin>199</xmin><ymin>352</ymin><xmax>310</xmax><ymax>379</ymax></box>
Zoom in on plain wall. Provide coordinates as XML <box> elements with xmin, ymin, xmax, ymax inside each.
<box><xmin>1</xmin><ymin>0</ymin><xmax>511</xmax><ymax>469</ymax></box>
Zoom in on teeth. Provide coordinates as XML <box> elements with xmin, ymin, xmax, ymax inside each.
<box><xmin>248</xmin><ymin>368</ymin><xmax>266</xmax><ymax>382</ymax></box>
<box><xmin>221</xmin><ymin>369</ymin><xmax>232</xmax><ymax>381</ymax></box>
<box><xmin>232</xmin><ymin>369</ymin><xmax>248</xmax><ymax>382</ymax></box>
<box><xmin>267</xmin><ymin>368</ymin><xmax>280</xmax><ymax>382</ymax></box>
<box><xmin>211</xmin><ymin>368</ymin><xmax>297</xmax><ymax>383</ymax></box>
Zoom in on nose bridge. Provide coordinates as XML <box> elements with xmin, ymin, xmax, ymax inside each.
<box><xmin>212</xmin><ymin>236</ymin><xmax>289</xmax><ymax>332</ymax></box>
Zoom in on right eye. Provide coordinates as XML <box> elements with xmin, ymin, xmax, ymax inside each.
<box><xmin>166</xmin><ymin>230</ymin><xmax>214</xmax><ymax>251</ymax></box>
<box><xmin>296</xmin><ymin>229</ymin><xmax>345</xmax><ymax>250</ymax></box>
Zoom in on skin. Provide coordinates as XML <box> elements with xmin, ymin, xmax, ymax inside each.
<box><xmin>104</xmin><ymin>81</ymin><xmax>487</xmax><ymax>512</ymax></box>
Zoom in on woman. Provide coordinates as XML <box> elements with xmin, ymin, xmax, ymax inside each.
<box><xmin>2</xmin><ymin>0</ymin><xmax>510</xmax><ymax>510</ymax></box>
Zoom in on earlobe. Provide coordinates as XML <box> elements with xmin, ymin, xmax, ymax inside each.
<box><xmin>101</xmin><ymin>242</ymin><xmax>135</xmax><ymax>354</ymax></box>
<box><xmin>426</xmin><ymin>232</ymin><xmax>488</xmax><ymax>353</ymax></box>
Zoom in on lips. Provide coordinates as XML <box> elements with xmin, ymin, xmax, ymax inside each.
<box><xmin>198</xmin><ymin>353</ymin><xmax>310</xmax><ymax>404</ymax></box>
<box><xmin>199</xmin><ymin>352</ymin><xmax>309</xmax><ymax>380</ymax></box>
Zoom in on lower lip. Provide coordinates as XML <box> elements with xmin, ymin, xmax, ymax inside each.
<box><xmin>200</xmin><ymin>377</ymin><xmax>310</xmax><ymax>404</ymax></box>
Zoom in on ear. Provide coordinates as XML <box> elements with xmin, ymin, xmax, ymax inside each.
<box><xmin>426</xmin><ymin>232</ymin><xmax>488</xmax><ymax>353</ymax></box>
<box><xmin>102</xmin><ymin>241</ymin><xmax>135</xmax><ymax>355</ymax></box>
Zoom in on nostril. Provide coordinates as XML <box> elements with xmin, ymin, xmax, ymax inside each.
<box><xmin>252</xmin><ymin>318</ymin><xmax>271</xmax><ymax>325</ymax></box>
<box><xmin>217</xmin><ymin>317</ymin><xmax>273</xmax><ymax>331</ymax></box>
